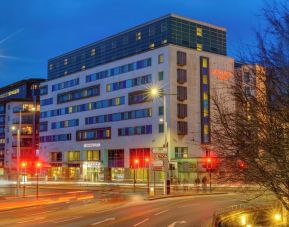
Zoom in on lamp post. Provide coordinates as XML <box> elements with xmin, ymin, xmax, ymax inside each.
<box><xmin>35</xmin><ymin>161</ymin><xmax>41</xmax><ymax>200</ymax></box>
<box><xmin>145</xmin><ymin>157</ymin><xmax>150</xmax><ymax>195</ymax></box>
<box><xmin>148</xmin><ymin>86</ymin><xmax>176</xmax><ymax>195</ymax></box>
<box><xmin>21</xmin><ymin>161</ymin><xmax>27</xmax><ymax>198</ymax></box>
<box><xmin>133</xmin><ymin>159</ymin><xmax>139</xmax><ymax>193</ymax></box>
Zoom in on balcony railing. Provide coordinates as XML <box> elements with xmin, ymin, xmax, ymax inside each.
<box><xmin>12</xmin><ymin>142</ymin><xmax>33</xmax><ymax>147</ymax></box>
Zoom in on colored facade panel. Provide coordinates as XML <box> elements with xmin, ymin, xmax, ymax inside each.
<box><xmin>200</xmin><ymin>57</ymin><xmax>211</xmax><ymax>144</ymax></box>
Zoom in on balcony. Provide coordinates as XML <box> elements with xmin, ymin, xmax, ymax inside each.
<box><xmin>12</xmin><ymin>119</ymin><xmax>33</xmax><ymax>125</ymax></box>
<box><xmin>12</xmin><ymin>142</ymin><xmax>33</xmax><ymax>148</ymax></box>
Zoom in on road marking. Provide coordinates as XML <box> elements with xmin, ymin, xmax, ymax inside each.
<box><xmin>53</xmin><ymin>216</ymin><xmax>82</xmax><ymax>223</ymax></box>
<box><xmin>17</xmin><ymin>217</ymin><xmax>45</xmax><ymax>224</ymax></box>
<box><xmin>167</xmin><ymin>221</ymin><xmax>187</xmax><ymax>227</ymax></box>
<box><xmin>91</xmin><ymin>217</ymin><xmax>116</xmax><ymax>225</ymax></box>
<box><xmin>178</xmin><ymin>204</ymin><xmax>200</xmax><ymax>208</ymax></box>
<box><xmin>133</xmin><ymin>218</ymin><xmax>149</xmax><ymax>226</ymax></box>
<box><xmin>154</xmin><ymin>209</ymin><xmax>169</xmax><ymax>216</ymax></box>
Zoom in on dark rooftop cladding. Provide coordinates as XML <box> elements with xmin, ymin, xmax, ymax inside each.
<box><xmin>48</xmin><ymin>14</ymin><xmax>227</xmax><ymax>80</ymax></box>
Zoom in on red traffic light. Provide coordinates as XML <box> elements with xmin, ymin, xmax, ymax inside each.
<box><xmin>134</xmin><ymin>159</ymin><xmax>139</xmax><ymax>164</ymax></box>
<box><xmin>36</xmin><ymin>162</ymin><xmax>42</xmax><ymax>168</ymax></box>
<box><xmin>145</xmin><ymin>157</ymin><xmax>149</xmax><ymax>163</ymax></box>
<box><xmin>207</xmin><ymin>158</ymin><xmax>211</xmax><ymax>163</ymax></box>
<box><xmin>21</xmin><ymin>162</ymin><xmax>27</xmax><ymax>168</ymax></box>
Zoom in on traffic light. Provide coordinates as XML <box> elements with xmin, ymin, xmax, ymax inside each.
<box><xmin>21</xmin><ymin>161</ymin><xmax>27</xmax><ymax>168</ymax></box>
<box><xmin>237</xmin><ymin>160</ymin><xmax>246</xmax><ymax>170</ymax></box>
<box><xmin>36</xmin><ymin>162</ymin><xmax>41</xmax><ymax>168</ymax></box>
<box><xmin>145</xmin><ymin>157</ymin><xmax>149</xmax><ymax>163</ymax></box>
<box><xmin>206</xmin><ymin>157</ymin><xmax>212</xmax><ymax>169</ymax></box>
<box><xmin>134</xmin><ymin>159</ymin><xmax>139</xmax><ymax>165</ymax></box>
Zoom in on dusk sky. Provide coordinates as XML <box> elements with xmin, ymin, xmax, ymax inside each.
<box><xmin>0</xmin><ymin>0</ymin><xmax>265</xmax><ymax>87</ymax></box>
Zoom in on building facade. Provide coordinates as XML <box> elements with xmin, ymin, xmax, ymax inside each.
<box><xmin>0</xmin><ymin>79</ymin><xmax>44</xmax><ymax>179</ymax></box>
<box><xmin>40</xmin><ymin>14</ymin><xmax>234</xmax><ymax>183</ymax></box>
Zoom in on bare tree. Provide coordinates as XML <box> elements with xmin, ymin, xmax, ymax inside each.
<box><xmin>211</xmin><ymin>1</ymin><xmax>289</xmax><ymax>211</ymax></box>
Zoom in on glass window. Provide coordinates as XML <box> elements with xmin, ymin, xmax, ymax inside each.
<box><xmin>158</xmin><ymin>71</ymin><xmax>164</xmax><ymax>81</ymax></box>
<box><xmin>197</xmin><ymin>43</ymin><xmax>203</xmax><ymax>51</ymax></box>
<box><xmin>196</xmin><ymin>27</ymin><xmax>203</xmax><ymax>36</ymax></box>
<box><xmin>159</xmin><ymin>124</ymin><xmax>164</xmax><ymax>133</ymax></box>
<box><xmin>158</xmin><ymin>54</ymin><xmax>164</xmax><ymax>64</ymax></box>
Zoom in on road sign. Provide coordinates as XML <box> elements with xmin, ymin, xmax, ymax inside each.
<box><xmin>152</xmin><ymin>147</ymin><xmax>167</xmax><ymax>154</ymax></box>
<box><xmin>152</xmin><ymin>160</ymin><xmax>163</xmax><ymax>167</ymax></box>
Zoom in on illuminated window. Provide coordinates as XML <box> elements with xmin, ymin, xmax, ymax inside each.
<box><xmin>115</xmin><ymin>97</ymin><xmax>120</xmax><ymax>105</ymax></box>
<box><xmin>64</xmin><ymin>71</ymin><xmax>68</xmax><ymax>76</ymax></box>
<box><xmin>196</xmin><ymin>27</ymin><xmax>203</xmax><ymax>36</ymax></box>
<box><xmin>67</xmin><ymin>151</ymin><xmax>80</xmax><ymax>161</ymax></box>
<box><xmin>82</xmin><ymin>65</ymin><xmax>86</xmax><ymax>71</ymax></box>
<box><xmin>88</xmin><ymin>103</ymin><xmax>92</xmax><ymax>110</ymax></box>
<box><xmin>162</xmin><ymin>39</ymin><xmax>167</xmax><ymax>44</ymax></box>
<box><xmin>69</xmin><ymin>106</ymin><xmax>73</xmax><ymax>113</ymax></box>
<box><xmin>202</xmin><ymin>58</ymin><xmax>208</xmax><ymax>68</ymax></box>
<box><xmin>203</xmin><ymin>92</ymin><xmax>208</xmax><ymax>100</ymax></box>
<box><xmin>86</xmin><ymin>150</ymin><xmax>100</xmax><ymax>161</ymax></box>
<box><xmin>149</xmin><ymin>43</ymin><xmax>155</xmax><ymax>49</ymax></box>
<box><xmin>49</xmin><ymin>64</ymin><xmax>53</xmax><ymax>70</ymax></box>
<box><xmin>204</xmin><ymin>109</ymin><xmax>209</xmax><ymax>117</ymax></box>
<box><xmin>204</xmin><ymin>125</ymin><xmax>209</xmax><ymax>134</ymax></box>
<box><xmin>106</xmin><ymin>84</ymin><xmax>111</xmax><ymax>92</ymax></box>
<box><xmin>91</xmin><ymin>49</ymin><xmax>96</xmax><ymax>56</ymax></box>
<box><xmin>136</xmin><ymin>32</ymin><xmax>141</xmax><ymax>40</ymax></box>
<box><xmin>197</xmin><ymin>43</ymin><xmax>203</xmax><ymax>51</ymax></box>
<box><xmin>106</xmin><ymin>129</ymin><xmax>110</xmax><ymax>138</ymax></box>
<box><xmin>158</xmin><ymin>54</ymin><xmax>164</xmax><ymax>64</ymax></box>
<box><xmin>64</xmin><ymin>59</ymin><xmax>68</xmax><ymax>65</ymax></box>
<box><xmin>203</xmin><ymin>75</ymin><xmax>208</xmax><ymax>84</ymax></box>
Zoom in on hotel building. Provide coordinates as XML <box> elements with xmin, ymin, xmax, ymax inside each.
<box><xmin>39</xmin><ymin>14</ymin><xmax>234</xmax><ymax>183</ymax></box>
<box><xmin>0</xmin><ymin>79</ymin><xmax>44</xmax><ymax>179</ymax></box>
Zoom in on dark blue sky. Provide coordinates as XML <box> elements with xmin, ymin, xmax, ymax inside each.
<box><xmin>0</xmin><ymin>0</ymin><xmax>265</xmax><ymax>87</ymax></box>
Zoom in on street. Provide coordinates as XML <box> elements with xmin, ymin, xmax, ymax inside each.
<box><xmin>0</xmin><ymin>193</ymin><xmax>252</xmax><ymax>227</ymax></box>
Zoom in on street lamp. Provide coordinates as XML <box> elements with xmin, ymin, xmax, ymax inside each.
<box><xmin>35</xmin><ymin>161</ymin><xmax>41</xmax><ymax>200</ymax></box>
<box><xmin>148</xmin><ymin>86</ymin><xmax>176</xmax><ymax>195</ymax></box>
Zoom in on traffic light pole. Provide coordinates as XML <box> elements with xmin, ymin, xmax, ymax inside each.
<box><xmin>209</xmin><ymin>168</ymin><xmax>211</xmax><ymax>193</ymax></box>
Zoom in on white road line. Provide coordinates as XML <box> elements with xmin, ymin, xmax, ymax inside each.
<box><xmin>53</xmin><ymin>216</ymin><xmax>82</xmax><ymax>223</ymax></box>
<box><xmin>154</xmin><ymin>209</ymin><xmax>169</xmax><ymax>216</ymax></box>
<box><xmin>17</xmin><ymin>217</ymin><xmax>45</xmax><ymax>224</ymax></box>
<box><xmin>91</xmin><ymin>217</ymin><xmax>116</xmax><ymax>225</ymax></box>
<box><xmin>167</xmin><ymin>221</ymin><xmax>187</xmax><ymax>227</ymax></box>
<box><xmin>177</xmin><ymin>204</ymin><xmax>200</xmax><ymax>208</ymax></box>
<box><xmin>133</xmin><ymin>218</ymin><xmax>149</xmax><ymax>226</ymax></box>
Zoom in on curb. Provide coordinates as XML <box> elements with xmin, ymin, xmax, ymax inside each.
<box><xmin>145</xmin><ymin>192</ymin><xmax>228</xmax><ymax>200</ymax></box>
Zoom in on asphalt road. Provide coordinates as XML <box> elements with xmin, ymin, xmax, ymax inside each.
<box><xmin>0</xmin><ymin>193</ymin><xmax>248</xmax><ymax>227</ymax></box>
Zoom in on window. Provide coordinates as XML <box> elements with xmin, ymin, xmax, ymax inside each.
<box><xmin>40</xmin><ymin>134</ymin><xmax>71</xmax><ymax>143</ymax></box>
<box><xmin>118</xmin><ymin>125</ymin><xmax>152</xmax><ymax>136</ymax></box>
<box><xmin>177</xmin><ymin>51</ymin><xmax>186</xmax><ymax>66</ymax></box>
<box><xmin>106</xmin><ymin>74</ymin><xmax>152</xmax><ymax>92</ymax></box>
<box><xmin>49</xmin><ymin>64</ymin><xmax>53</xmax><ymax>70</ymax></box>
<box><xmin>177</xmin><ymin>104</ymin><xmax>187</xmax><ymax>118</ymax></box>
<box><xmin>197</xmin><ymin>43</ymin><xmax>203</xmax><ymax>51</ymax></box>
<box><xmin>162</xmin><ymin>39</ymin><xmax>167</xmax><ymax>44</ymax></box>
<box><xmin>159</xmin><ymin>106</ymin><xmax>164</xmax><ymax>116</ymax></box>
<box><xmin>177</xmin><ymin>69</ymin><xmax>187</xmax><ymax>84</ymax></box>
<box><xmin>57</xmin><ymin>85</ymin><xmax>100</xmax><ymax>104</ymax></box>
<box><xmin>161</xmin><ymin>22</ymin><xmax>167</xmax><ymax>32</ymax></box>
<box><xmin>149</xmin><ymin>26</ymin><xmax>155</xmax><ymax>36</ymax></box>
<box><xmin>67</xmin><ymin>151</ymin><xmax>80</xmax><ymax>161</ymax></box>
<box><xmin>159</xmin><ymin>124</ymin><xmax>164</xmax><ymax>133</ymax></box>
<box><xmin>149</xmin><ymin>43</ymin><xmax>155</xmax><ymax>49</ymax></box>
<box><xmin>52</xmin><ymin>78</ymin><xmax>79</xmax><ymax>92</ymax></box>
<box><xmin>82</xmin><ymin>65</ymin><xmax>86</xmax><ymax>71</ymax></box>
<box><xmin>40</xmin><ymin>121</ymin><xmax>48</xmax><ymax>132</ymax></box>
<box><xmin>40</xmin><ymin>97</ymin><xmax>53</xmax><ymax>106</ymax></box>
<box><xmin>196</xmin><ymin>27</ymin><xmax>203</xmax><ymax>36</ymax></box>
<box><xmin>177</xmin><ymin>86</ymin><xmax>187</xmax><ymax>101</ymax></box>
<box><xmin>86</xmin><ymin>150</ymin><xmax>100</xmax><ymax>161</ymax></box>
<box><xmin>108</xmin><ymin>149</ymin><xmax>124</xmax><ymax>168</ymax></box>
<box><xmin>158</xmin><ymin>54</ymin><xmax>164</xmax><ymax>64</ymax></box>
<box><xmin>128</xmin><ymin>90</ymin><xmax>150</xmax><ymax>105</ymax></box>
<box><xmin>51</xmin><ymin>119</ymin><xmax>79</xmax><ymax>129</ymax></box>
<box><xmin>244</xmin><ymin>87</ymin><xmax>251</xmax><ymax>96</ymax></box>
<box><xmin>86</xmin><ymin>58</ymin><xmax>151</xmax><ymax>83</ymax></box>
<box><xmin>177</xmin><ymin>121</ymin><xmax>188</xmax><ymax>135</ymax></box>
<box><xmin>64</xmin><ymin>59</ymin><xmax>68</xmax><ymax>65</ymax></box>
<box><xmin>40</xmin><ymin>96</ymin><xmax>125</xmax><ymax>119</ymax></box>
<box><xmin>158</xmin><ymin>72</ymin><xmax>164</xmax><ymax>81</ymax></box>
<box><xmin>51</xmin><ymin>152</ymin><xmax>62</xmax><ymax>162</ymax></box>
<box><xmin>40</xmin><ymin>85</ymin><xmax>48</xmax><ymax>95</ymax></box>
<box><xmin>85</xmin><ymin>108</ymin><xmax>152</xmax><ymax>124</ymax></box>
<box><xmin>175</xmin><ymin>147</ymin><xmax>188</xmax><ymax>159</ymax></box>
<box><xmin>244</xmin><ymin>73</ymin><xmax>250</xmax><ymax>83</ymax></box>
<box><xmin>136</xmin><ymin>32</ymin><xmax>141</xmax><ymax>40</ymax></box>
<box><xmin>129</xmin><ymin>148</ymin><xmax>150</xmax><ymax>168</ymax></box>
<box><xmin>76</xmin><ymin>127</ymin><xmax>111</xmax><ymax>141</ymax></box>
<box><xmin>91</xmin><ymin>49</ymin><xmax>96</xmax><ymax>56</ymax></box>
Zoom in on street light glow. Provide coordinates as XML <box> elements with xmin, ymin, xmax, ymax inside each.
<box><xmin>274</xmin><ymin>213</ymin><xmax>282</xmax><ymax>221</ymax></box>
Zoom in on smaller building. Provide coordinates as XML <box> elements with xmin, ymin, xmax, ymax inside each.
<box><xmin>0</xmin><ymin>78</ymin><xmax>44</xmax><ymax>179</ymax></box>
